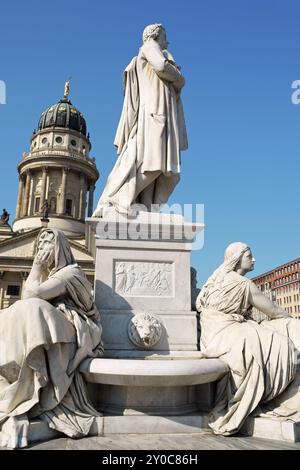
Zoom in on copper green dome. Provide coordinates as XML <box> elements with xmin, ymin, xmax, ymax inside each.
<box><xmin>37</xmin><ymin>98</ymin><xmax>87</xmax><ymax>136</ymax></box>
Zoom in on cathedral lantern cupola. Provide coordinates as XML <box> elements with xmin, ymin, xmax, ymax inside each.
<box><xmin>13</xmin><ymin>82</ymin><xmax>99</xmax><ymax>237</ymax></box>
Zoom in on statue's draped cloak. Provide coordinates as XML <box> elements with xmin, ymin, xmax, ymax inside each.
<box><xmin>95</xmin><ymin>45</ymin><xmax>187</xmax><ymax>214</ymax></box>
<box><xmin>199</xmin><ymin>271</ymin><xmax>300</xmax><ymax>435</ymax></box>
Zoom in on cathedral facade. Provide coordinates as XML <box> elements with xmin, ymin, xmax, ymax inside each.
<box><xmin>0</xmin><ymin>84</ymin><xmax>99</xmax><ymax>308</ymax></box>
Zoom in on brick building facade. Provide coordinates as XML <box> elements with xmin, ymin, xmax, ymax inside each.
<box><xmin>252</xmin><ymin>258</ymin><xmax>300</xmax><ymax>317</ymax></box>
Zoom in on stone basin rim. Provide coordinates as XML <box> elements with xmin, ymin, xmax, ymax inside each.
<box><xmin>80</xmin><ymin>358</ymin><xmax>228</xmax><ymax>387</ymax></box>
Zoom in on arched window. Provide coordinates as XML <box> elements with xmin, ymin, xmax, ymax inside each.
<box><xmin>50</xmin><ymin>197</ymin><xmax>57</xmax><ymax>213</ymax></box>
<box><xmin>65</xmin><ymin>198</ymin><xmax>73</xmax><ymax>216</ymax></box>
<box><xmin>34</xmin><ymin>197</ymin><xmax>40</xmax><ymax>213</ymax></box>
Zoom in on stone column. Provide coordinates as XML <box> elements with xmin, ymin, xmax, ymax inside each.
<box><xmin>88</xmin><ymin>183</ymin><xmax>95</xmax><ymax>217</ymax></box>
<box><xmin>79</xmin><ymin>175</ymin><xmax>86</xmax><ymax>220</ymax></box>
<box><xmin>15</xmin><ymin>176</ymin><xmax>24</xmax><ymax>219</ymax></box>
<box><xmin>23</xmin><ymin>171</ymin><xmax>31</xmax><ymax>217</ymax></box>
<box><xmin>40</xmin><ymin>167</ymin><xmax>48</xmax><ymax>209</ymax></box>
<box><xmin>59</xmin><ymin>167</ymin><xmax>68</xmax><ymax>214</ymax></box>
<box><xmin>27</xmin><ymin>175</ymin><xmax>34</xmax><ymax>216</ymax></box>
<box><xmin>46</xmin><ymin>174</ymin><xmax>50</xmax><ymax>200</ymax></box>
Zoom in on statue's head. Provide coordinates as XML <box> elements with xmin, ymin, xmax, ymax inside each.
<box><xmin>224</xmin><ymin>242</ymin><xmax>255</xmax><ymax>274</ymax></box>
<box><xmin>37</xmin><ymin>228</ymin><xmax>75</xmax><ymax>274</ymax></box>
<box><xmin>37</xmin><ymin>230</ymin><xmax>55</xmax><ymax>270</ymax></box>
<box><xmin>143</xmin><ymin>23</ymin><xmax>168</xmax><ymax>49</ymax></box>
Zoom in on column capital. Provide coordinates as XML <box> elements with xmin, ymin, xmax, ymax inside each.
<box><xmin>42</xmin><ymin>166</ymin><xmax>48</xmax><ymax>173</ymax></box>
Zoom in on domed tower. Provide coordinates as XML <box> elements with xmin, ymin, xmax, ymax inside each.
<box><xmin>13</xmin><ymin>82</ymin><xmax>99</xmax><ymax>237</ymax></box>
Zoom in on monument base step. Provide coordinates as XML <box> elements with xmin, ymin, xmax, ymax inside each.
<box><xmin>2</xmin><ymin>414</ymin><xmax>300</xmax><ymax>447</ymax></box>
<box><xmin>8</xmin><ymin>413</ymin><xmax>211</xmax><ymax>446</ymax></box>
<box><xmin>102</xmin><ymin>413</ymin><xmax>210</xmax><ymax>434</ymax></box>
<box><xmin>241</xmin><ymin>416</ymin><xmax>300</xmax><ymax>443</ymax></box>
<box><xmin>0</xmin><ymin>416</ymin><xmax>104</xmax><ymax>446</ymax></box>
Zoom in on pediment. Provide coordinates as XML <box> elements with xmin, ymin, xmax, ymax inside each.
<box><xmin>0</xmin><ymin>230</ymin><xmax>39</xmax><ymax>258</ymax></box>
<box><xmin>69</xmin><ymin>241</ymin><xmax>94</xmax><ymax>262</ymax></box>
<box><xmin>0</xmin><ymin>229</ymin><xmax>94</xmax><ymax>262</ymax></box>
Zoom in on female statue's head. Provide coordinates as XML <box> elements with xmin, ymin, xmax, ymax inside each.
<box><xmin>36</xmin><ymin>229</ymin><xmax>75</xmax><ymax>275</ymax></box>
<box><xmin>37</xmin><ymin>230</ymin><xmax>55</xmax><ymax>269</ymax></box>
<box><xmin>142</xmin><ymin>23</ymin><xmax>168</xmax><ymax>49</ymax></box>
<box><xmin>224</xmin><ymin>242</ymin><xmax>255</xmax><ymax>275</ymax></box>
<box><xmin>197</xmin><ymin>242</ymin><xmax>256</xmax><ymax>309</ymax></box>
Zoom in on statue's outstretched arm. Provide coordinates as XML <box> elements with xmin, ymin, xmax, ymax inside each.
<box><xmin>248</xmin><ymin>281</ymin><xmax>290</xmax><ymax>319</ymax></box>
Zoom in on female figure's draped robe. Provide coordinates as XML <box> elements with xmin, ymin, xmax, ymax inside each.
<box><xmin>200</xmin><ymin>271</ymin><xmax>300</xmax><ymax>435</ymax></box>
<box><xmin>0</xmin><ymin>230</ymin><xmax>103</xmax><ymax>448</ymax></box>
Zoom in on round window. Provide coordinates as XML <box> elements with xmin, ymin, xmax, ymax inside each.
<box><xmin>71</xmin><ymin>139</ymin><xmax>77</xmax><ymax>147</ymax></box>
<box><xmin>42</xmin><ymin>137</ymin><xmax>48</xmax><ymax>144</ymax></box>
<box><xmin>55</xmin><ymin>136</ymin><xmax>63</xmax><ymax>144</ymax></box>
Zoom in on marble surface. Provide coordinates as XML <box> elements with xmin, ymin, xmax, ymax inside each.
<box><xmin>20</xmin><ymin>433</ymin><xmax>300</xmax><ymax>451</ymax></box>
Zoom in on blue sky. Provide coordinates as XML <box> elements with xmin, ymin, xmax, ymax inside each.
<box><xmin>0</xmin><ymin>0</ymin><xmax>299</xmax><ymax>286</ymax></box>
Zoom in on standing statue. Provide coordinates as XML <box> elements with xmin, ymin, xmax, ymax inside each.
<box><xmin>93</xmin><ymin>23</ymin><xmax>188</xmax><ymax>216</ymax></box>
<box><xmin>0</xmin><ymin>208</ymin><xmax>9</xmax><ymax>225</ymax></box>
<box><xmin>64</xmin><ymin>78</ymin><xmax>71</xmax><ymax>100</ymax></box>
<box><xmin>0</xmin><ymin>229</ymin><xmax>103</xmax><ymax>448</ymax></box>
<box><xmin>41</xmin><ymin>199</ymin><xmax>49</xmax><ymax>220</ymax></box>
<box><xmin>196</xmin><ymin>242</ymin><xmax>300</xmax><ymax>436</ymax></box>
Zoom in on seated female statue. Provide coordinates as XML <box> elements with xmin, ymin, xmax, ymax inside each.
<box><xmin>0</xmin><ymin>228</ymin><xmax>103</xmax><ymax>448</ymax></box>
<box><xmin>196</xmin><ymin>242</ymin><xmax>300</xmax><ymax>436</ymax></box>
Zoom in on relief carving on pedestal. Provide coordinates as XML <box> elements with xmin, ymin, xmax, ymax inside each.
<box><xmin>114</xmin><ymin>261</ymin><xmax>173</xmax><ymax>297</ymax></box>
<box><xmin>128</xmin><ymin>313</ymin><xmax>163</xmax><ymax>349</ymax></box>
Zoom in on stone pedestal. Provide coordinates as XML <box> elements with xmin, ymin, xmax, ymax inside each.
<box><xmin>84</xmin><ymin>213</ymin><xmax>216</xmax><ymax>422</ymax></box>
<box><xmin>87</xmin><ymin>212</ymin><xmax>204</xmax><ymax>359</ymax></box>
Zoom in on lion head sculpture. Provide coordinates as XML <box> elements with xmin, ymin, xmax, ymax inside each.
<box><xmin>128</xmin><ymin>313</ymin><xmax>163</xmax><ymax>349</ymax></box>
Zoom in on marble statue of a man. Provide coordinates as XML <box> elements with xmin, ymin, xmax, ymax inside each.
<box><xmin>93</xmin><ymin>23</ymin><xmax>188</xmax><ymax>216</ymax></box>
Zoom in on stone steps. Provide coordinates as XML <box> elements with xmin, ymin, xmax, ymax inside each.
<box><xmin>8</xmin><ymin>413</ymin><xmax>300</xmax><ymax>446</ymax></box>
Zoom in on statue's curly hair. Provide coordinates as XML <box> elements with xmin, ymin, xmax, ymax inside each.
<box><xmin>142</xmin><ymin>23</ymin><xmax>165</xmax><ymax>43</ymax></box>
